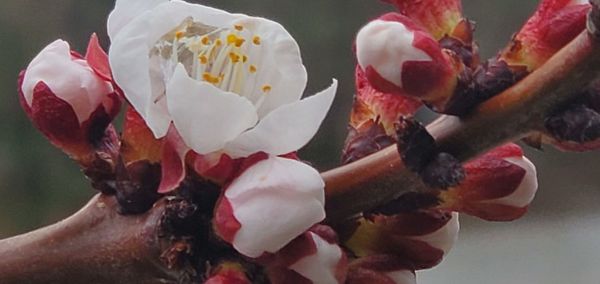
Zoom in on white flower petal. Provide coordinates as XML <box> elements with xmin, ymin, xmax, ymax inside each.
<box><xmin>225</xmin><ymin>156</ymin><xmax>326</xmax><ymax>258</ymax></box>
<box><xmin>225</xmin><ymin>80</ymin><xmax>337</xmax><ymax>158</ymax></box>
<box><xmin>232</xmin><ymin>17</ymin><xmax>308</xmax><ymax>117</ymax></box>
<box><xmin>166</xmin><ymin>64</ymin><xmax>258</xmax><ymax>154</ymax></box>
<box><xmin>22</xmin><ymin>40</ymin><xmax>112</xmax><ymax>123</ymax></box>
<box><xmin>107</xmin><ymin>0</ymin><xmax>167</xmax><ymax>40</ymax></box>
<box><xmin>289</xmin><ymin>232</ymin><xmax>343</xmax><ymax>284</ymax></box>
<box><xmin>356</xmin><ymin>20</ymin><xmax>431</xmax><ymax>87</ymax></box>
<box><xmin>109</xmin><ymin>0</ymin><xmax>241</xmax><ymax>138</ymax></box>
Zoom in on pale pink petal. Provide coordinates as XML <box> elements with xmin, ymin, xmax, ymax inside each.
<box><xmin>22</xmin><ymin>40</ymin><xmax>112</xmax><ymax>123</ymax></box>
<box><xmin>487</xmin><ymin>156</ymin><xmax>538</xmax><ymax>208</ymax></box>
<box><xmin>225</xmin><ymin>156</ymin><xmax>325</xmax><ymax>257</ymax></box>
<box><xmin>289</xmin><ymin>232</ymin><xmax>344</xmax><ymax>284</ymax></box>
<box><xmin>356</xmin><ymin>20</ymin><xmax>431</xmax><ymax>88</ymax></box>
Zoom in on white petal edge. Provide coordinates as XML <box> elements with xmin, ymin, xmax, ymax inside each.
<box><xmin>226</xmin><ymin>156</ymin><xmax>326</xmax><ymax>258</ymax></box>
<box><xmin>409</xmin><ymin>212</ymin><xmax>459</xmax><ymax>255</ymax></box>
<box><xmin>289</xmin><ymin>232</ymin><xmax>342</xmax><ymax>284</ymax></box>
<box><xmin>166</xmin><ymin>64</ymin><xmax>258</xmax><ymax>154</ymax></box>
<box><xmin>109</xmin><ymin>0</ymin><xmax>241</xmax><ymax>138</ymax></box>
<box><xmin>356</xmin><ymin>20</ymin><xmax>431</xmax><ymax>87</ymax></box>
<box><xmin>488</xmin><ymin>156</ymin><xmax>538</xmax><ymax>208</ymax></box>
<box><xmin>225</xmin><ymin>80</ymin><xmax>338</xmax><ymax>158</ymax></box>
<box><xmin>107</xmin><ymin>0</ymin><xmax>168</xmax><ymax>40</ymax></box>
<box><xmin>22</xmin><ymin>39</ymin><xmax>112</xmax><ymax>123</ymax></box>
<box><xmin>386</xmin><ymin>270</ymin><xmax>417</xmax><ymax>284</ymax></box>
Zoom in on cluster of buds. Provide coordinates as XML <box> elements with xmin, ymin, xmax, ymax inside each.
<box><xmin>342</xmin><ymin>0</ymin><xmax>547</xmax><ymax>281</ymax></box>
<box><xmin>494</xmin><ymin>0</ymin><xmax>600</xmax><ymax>151</ymax></box>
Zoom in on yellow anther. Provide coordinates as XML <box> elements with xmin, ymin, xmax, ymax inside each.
<box><xmin>234</xmin><ymin>24</ymin><xmax>244</xmax><ymax>31</ymax></box>
<box><xmin>249</xmin><ymin>65</ymin><xmax>257</xmax><ymax>73</ymax></box>
<box><xmin>201</xmin><ymin>36</ymin><xmax>211</xmax><ymax>45</ymax></box>
<box><xmin>262</xmin><ymin>85</ymin><xmax>272</xmax><ymax>93</ymax></box>
<box><xmin>203</xmin><ymin>72</ymin><xmax>221</xmax><ymax>84</ymax></box>
<box><xmin>175</xmin><ymin>31</ymin><xmax>185</xmax><ymax>39</ymax></box>
<box><xmin>229</xmin><ymin>52</ymin><xmax>241</xmax><ymax>63</ymax></box>
<box><xmin>215</xmin><ymin>39</ymin><xmax>223</xmax><ymax>46</ymax></box>
<box><xmin>227</xmin><ymin>34</ymin><xmax>246</xmax><ymax>47</ymax></box>
<box><xmin>253</xmin><ymin>36</ymin><xmax>261</xmax><ymax>45</ymax></box>
<box><xmin>242</xmin><ymin>55</ymin><xmax>248</xmax><ymax>63</ymax></box>
<box><xmin>199</xmin><ymin>55</ymin><xmax>208</xmax><ymax>64</ymax></box>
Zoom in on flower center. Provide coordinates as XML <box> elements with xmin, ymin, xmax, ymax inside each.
<box><xmin>152</xmin><ymin>18</ymin><xmax>271</xmax><ymax>107</ymax></box>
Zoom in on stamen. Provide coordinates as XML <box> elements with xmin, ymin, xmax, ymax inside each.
<box><xmin>175</xmin><ymin>31</ymin><xmax>185</xmax><ymax>39</ymax></box>
<box><xmin>234</xmin><ymin>24</ymin><xmax>244</xmax><ymax>31</ymax></box>
<box><xmin>262</xmin><ymin>85</ymin><xmax>272</xmax><ymax>93</ymax></box>
<box><xmin>199</xmin><ymin>55</ymin><xmax>208</xmax><ymax>64</ymax></box>
<box><xmin>201</xmin><ymin>36</ymin><xmax>211</xmax><ymax>45</ymax></box>
<box><xmin>253</xmin><ymin>36</ymin><xmax>261</xmax><ymax>45</ymax></box>
<box><xmin>242</xmin><ymin>55</ymin><xmax>248</xmax><ymax>63</ymax></box>
<box><xmin>249</xmin><ymin>65</ymin><xmax>257</xmax><ymax>73</ymax></box>
<box><xmin>203</xmin><ymin>72</ymin><xmax>221</xmax><ymax>85</ymax></box>
<box><xmin>227</xmin><ymin>34</ymin><xmax>246</xmax><ymax>47</ymax></box>
<box><xmin>229</xmin><ymin>52</ymin><xmax>241</xmax><ymax>63</ymax></box>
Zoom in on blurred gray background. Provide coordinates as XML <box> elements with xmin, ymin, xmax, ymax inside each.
<box><xmin>1</xmin><ymin>1</ymin><xmax>599</xmax><ymax>283</ymax></box>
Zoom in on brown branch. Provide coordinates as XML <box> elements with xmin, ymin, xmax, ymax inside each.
<box><xmin>323</xmin><ymin>28</ymin><xmax>600</xmax><ymax>222</ymax></box>
<box><xmin>0</xmin><ymin>194</ymin><xmax>181</xmax><ymax>284</ymax></box>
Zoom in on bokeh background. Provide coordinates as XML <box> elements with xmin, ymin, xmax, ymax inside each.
<box><xmin>1</xmin><ymin>1</ymin><xmax>599</xmax><ymax>283</ymax></box>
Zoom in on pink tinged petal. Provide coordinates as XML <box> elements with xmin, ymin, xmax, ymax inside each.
<box><xmin>225</xmin><ymin>156</ymin><xmax>326</xmax><ymax>258</ymax></box>
<box><xmin>85</xmin><ymin>33</ymin><xmax>112</xmax><ymax>81</ymax></box>
<box><xmin>107</xmin><ymin>0</ymin><xmax>168</xmax><ymax>40</ymax></box>
<box><xmin>166</xmin><ymin>64</ymin><xmax>258</xmax><ymax>155</ymax></box>
<box><xmin>486</xmin><ymin>156</ymin><xmax>538</xmax><ymax>208</ymax></box>
<box><xmin>157</xmin><ymin>126</ymin><xmax>189</xmax><ymax>193</ymax></box>
<box><xmin>214</xmin><ymin>196</ymin><xmax>242</xmax><ymax>244</ymax></box>
<box><xmin>22</xmin><ymin>40</ymin><xmax>113</xmax><ymax>124</ymax></box>
<box><xmin>356</xmin><ymin>19</ymin><xmax>431</xmax><ymax>89</ymax></box>
<box><xmin>409</xmin><ymin>212</ymin><xmax>459</xmax><ymax>255</ymax></box>
<box><xmin>385</xmin><ymin>270</ymin><xmax>416</xmax><ymax>284</ymax></box>
<box><xmin>289</xmin><ymin>232</ymin><xmax>344</xmax><ymax>284</ymax></box>
<box><xmin>225</xmin><ymin>80</ymin><xmax>337</xmax><ymax>158</ymax></box>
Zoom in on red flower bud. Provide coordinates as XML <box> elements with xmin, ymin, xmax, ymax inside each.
<box><xmin>438</xmin><ymin>144</ymin><xmax>539</xmax><ymax>221</ymax></box>
<box><xmin>355</xmin><ymin>13</ymin><xmax>461</xmax><ymax>112</ymax></box>
<box><xmin>18</xmin><ymin>35</ymin><xmax>121</xmax><ymax>163</ymax></box>
<box><xmin>500</xmin><ymin>0</ymin><xmax>591</xmax><ymax>71</ymax></box>
<box><xmin>383</xmin><ymin>0</ymin><xmax>468</xmax><ymax>42</ymax></box>
<box><xmin>205</xmin><ymin>262</ymin><xmax>251</xmax><ymax>284</ymax></box>
<box><xmin>265</xmin><ymin>226</ymin><xmax>347</xmax><ymax>284</ymax></box>
<box><xmin>346</xmin><ymin>211</ymin><xmax>459</xmax><ymax>270</ymax></box>
<box><xmin>347</xmin><ymin>255</ymin><xmax>416</xmax><ymax>284</ymax></box>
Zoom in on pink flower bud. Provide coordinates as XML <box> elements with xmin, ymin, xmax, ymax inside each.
<box><xmin>214</xmin><ymin>155</ymin><xmax>326</xmax><ymax>258</ymax></box>
<box><xmin>355</xmin><ymin>13</ymin><xmax>460</xmax><ymax>112</ymax></box>
<box><xmin>438</xmin><ymin>144</ymin><xmax>539</xmax><ymax>221</ymax></box>
<box><xmin>347</xmin><ymin>255</ymin><xmax>416</xmax><ymax>284</ymax></box>
<box><xmin>500</xmin><ymin>0</ymin><xmax>591</xmax><ymax>71</ymax></box>
<box><xmin>265</xmin><ymin>226</ymin><xmax>347</xmax><ymax>284</ymax></box>
<box><xmin>18</xmin><ymin>35</ymin><xmax>120</xmax><ymax>161</ymax></box>
<box><xmin>383</xmin><ymin>0</ymin><xmax>468</xmax><ymax>42</ymax></box>
<box><xmin>346</xmin><ymin>211</ymin><xmax>459</xmax><ymax>270</ymax></box>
